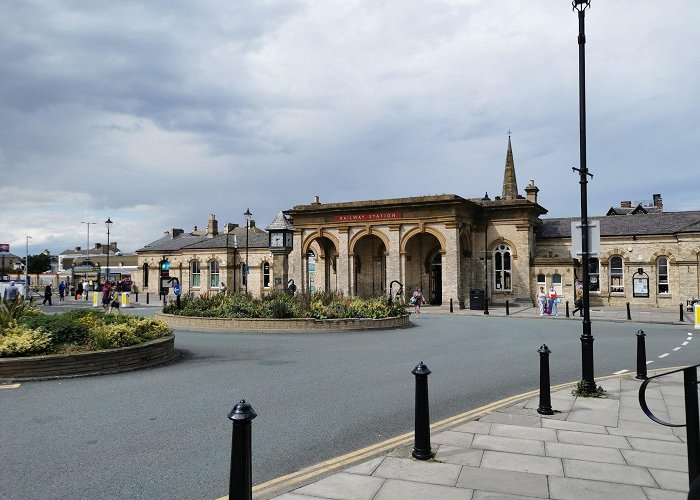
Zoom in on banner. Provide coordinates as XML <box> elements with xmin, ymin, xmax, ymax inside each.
<box><xmin>0</xmin><ymin>244</ymin><xmax>9</xmax><ymax>252</ymax></box>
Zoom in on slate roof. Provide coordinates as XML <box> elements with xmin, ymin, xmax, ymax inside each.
<box><xmin>265</xmin><ymin>212</ymin><xmax>294</xmax><ymax>231</ymax></box>
<box><xmin>136</xmin><ymin>227</ymin><xmax>269</xmax><ymax>253</ymax></box>
<box><xmin>537</xmin><ymin>211</ymin><xmax>700</xmax><ymax>239</ymax></box>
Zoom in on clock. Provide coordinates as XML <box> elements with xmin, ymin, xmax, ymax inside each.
<box><xmin>270</xmin><ymin>233</ymin><xmax>284</xmax><ymax>247</ymax></box>
<box><xmin>285</xmin><ymin>233</ymin><xmax>293</xmax><ymax>248</ymax></box>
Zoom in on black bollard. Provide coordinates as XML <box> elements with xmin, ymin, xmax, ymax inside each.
<box><xmin>411</xmin><ymin>361</ymin><xmax>434</xmax><ymax>460</ymax></box>
<box><xmin>146</xmin><ymin>292</ymin><xmax>149</xmax><ymax>304</ymax></box>
<box><xmin>135</xmin><ymin>291</ymin><xmax>139</xmax><ymax>302</ymax></box>
<box><xmin>450</xmin><ymin>298</ymin><xmax>453</xmax><ymax>313</ymax></box>
<box><xmin>636</xmin><ymin>330</ymin><xmax>647</xmax><ymax>380</ymax></box>
<box><xmin>506</xmin><ymin>300</ymin><xmax>510</xmax><ymax>316</ymax></box>
<box><xmin>680</xmin><ymin>303</ymin><xmax>685</xmax><ymax>323</ymax></box>
<box><xmin>228</xmin><ymin>399</ymin><xmax>257</xmax><ymax>500</ymax></box>
<box><xmin>537</xmin><ymin>345</ymin><xmax>554</xmax><ymax>415</ymax></box>
<box><xmin>565</xmin><ymin>301</ymin><xmax>570</xmax><ymax>318</ymax></box>
<box><xmin>626</xmin><ymin>302</ymin><xmax>632</xmax><ymax>321</ymax></box>
<box><xmin>484</xmin><ymin>297</ymin><xmax>489</xmax><ymax>315</ymax></box>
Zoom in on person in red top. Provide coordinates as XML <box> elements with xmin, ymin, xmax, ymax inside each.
<box><xmin>101</xmin><ymin>282</ymin><xmax>112</xmax><ymax>310</ymax></box>
<box><xmin>548</xmin><ymin>285</ymin><xmax>558</xmax><ymax>317</ymax></box>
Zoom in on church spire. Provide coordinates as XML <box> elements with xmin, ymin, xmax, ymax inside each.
<box><xmin>501</xmin><ymin>132</ymin><xmax>519</xmax><ymax>200</ymax></box>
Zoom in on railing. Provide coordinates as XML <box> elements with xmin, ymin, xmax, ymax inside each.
<box><xmin>639</xmin><ymin>364</ymin><xmax>700</xmax><ymax>498</ymax></box>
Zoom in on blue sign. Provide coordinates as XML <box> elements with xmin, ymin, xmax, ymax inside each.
<box><xmin>173</xmin><ymin>283</ymin><xmax>181</xmax><ymax>296</ymax></box>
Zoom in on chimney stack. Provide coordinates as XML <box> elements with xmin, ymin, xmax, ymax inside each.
<box><xmin>524</xmin><ymin>180</ymin><xmax>539</xmax><ymax>204</ymax></box>
<box><xmin>653</xmin><ymin>194</ymin><xmax>663</xmax><ymax>211</ymax></box>
<box><xmin>207</xmin><ymin>214</ymin><xmax>218</xmax><ymax>237</ymax></box>
<box><xmin>620</xmin><ymin>200</ymin><xmax>632</xmax><ymax>208</ymax></box>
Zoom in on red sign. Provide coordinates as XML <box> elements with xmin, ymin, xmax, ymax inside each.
<box><xmin>334</xmin><ymin>211</ymin><xmax>402</xmax><ymax>222</ymax></box>
<box><xmin>0</xmin><ymin>244</ymin><xmax>9</xmax><ymax>252</ymax></box>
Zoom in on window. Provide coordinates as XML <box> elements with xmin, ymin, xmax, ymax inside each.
<box><xmin>657</xmin><ymin>257</ymin><xmax>669</xmax><ymax>294</ymax></box>
<box><xmin>191</xmin><ymin>260</ymin><xmax>200</xmax><ymax>288</ymax></box>
<box><xmin>537</xmin><ymin>274</ymin><xmax>546</xmax><ymax>287</ymax></box>
<box><xmin>494</xmin><ymin>244</ymin><xmax>512</xmax><ymax>291</ymax></box>
<box><xmin>209</xmin><ymin>260</ymin><xmax>219</xmax><ymax>288</ymax></box>
<box><xmin>143</xmin><ymin>263</ymin><xmax>149</xmax><ymax>287</ymax></box>
<box><xmin>242</xmin><ymin>265</ymin><xmax>247</xmax><ymax>288</ymax></box>
<box><xmin>588</xmin><ymin>258</ymin><xmax>600</xmax><ymax>292</ymax></box>
<box><xmin>552</xmin><ymin>273</ymin><xmax>562</xmax><ymax>296</ymax></box>
<box><xmin>609</xmin><ymin>256</ymin><xmax>624</xmax><ymax>293</ymax></box>
<box><xmin>263</xmin><ymin>262</ymin><xmax>270</xmax><ymax>288</ymax></box>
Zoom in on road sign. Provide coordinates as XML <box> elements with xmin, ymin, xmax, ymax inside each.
<box><xmin>173</xmin><ymin>283</ymin><xmax>181</xmax><ymax>296</ymax></box>
<box><xmin>571</xmin><ymin>220</ymin><xmax>600</xmax><ymax>257</ymax></box>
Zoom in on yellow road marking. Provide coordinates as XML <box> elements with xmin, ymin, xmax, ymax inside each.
<box><xmin>0</xmin><ymin>383</ymin><xmax>21</xmax><ymax>389</ymax></box>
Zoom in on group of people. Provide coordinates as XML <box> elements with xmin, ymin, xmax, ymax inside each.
<box><xmin>101</xmin><ymin>281</ymin><xmax>121</xmax><ymax>313</ymax></box>
<box><xmin>535</xmin><ymin>282</ymin><xmax>584</xmax><ymax>318</ymax></box>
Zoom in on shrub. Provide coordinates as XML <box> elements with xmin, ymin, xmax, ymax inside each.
<box><xmin>21</xmin><ymin>309</ymin><xmax>92</xmax><ymax>344</ymax></box>
<box><xmin>131</xmin><ymin>318</ymin><xmax>171</xmax><ymax>341</ymax></box>
<box><xmin>0</xmin><ymin>297</ymin><xmax>37</xmax><ymax>332</ymax></box>
<box><xmin>0</xmin><ymin>324</ymin><xmax>53</xmax><ymax>357</ymax></box>
<box><xmin>89</xmin><ymin>323</ymin><xmax>141</xmax><ymax>349</ymax></box>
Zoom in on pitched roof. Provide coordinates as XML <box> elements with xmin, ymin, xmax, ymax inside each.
<box><xmin>266</xmin><ymin>212</ymin><xmax>294</xmax><ymax>231</ymax></box>
<box><xmin>136</xmin><ymin>227</ymin><xmax>269</xmax><ymax>253</ymax></box>
<box><xmin>537</xmin><ymin>211</ymin><xmax>700</xmax><ymax>239</ymax></box>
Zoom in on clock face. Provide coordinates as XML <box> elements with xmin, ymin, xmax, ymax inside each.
<box><xmin>285</xmin><ymin>233</ymin><xmax>293</xmax><ymax>247</ymax></box>
<box><xmin>270</xmin><ymin>233</ymin><xmax>283</xmax><ymax>247</ymax></box>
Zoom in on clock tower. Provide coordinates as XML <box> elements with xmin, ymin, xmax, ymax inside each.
<box><xmin>265</xmin><ymin>212</ymin><xmax>295</xmax><ymax>292</ymax></box>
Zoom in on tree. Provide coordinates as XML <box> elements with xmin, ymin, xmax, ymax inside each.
<box><xmin>27</xmin><ymin>254</ymin><xmax>51</xmax><ymax>274</ymax></box>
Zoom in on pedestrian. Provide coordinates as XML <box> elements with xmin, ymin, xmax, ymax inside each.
<box><xmin>58</xmin><ymin>280</ymin><xmax>66</xmax><ymax>302</ymax></box>
<box><xmin>411</xmin><ymin>287</ymin><xmax>425</xmax><ymax>316</ymax></box>
<box><xmin>108</xmin><ymin>285</ymin><xmax>120</xmax><ymax>314</ymax></box>
<box><xmin>42</xmin><ymin>284</ymin><xmax>53</xmax><ymax>306</ymax></box>
<box><xmin>83</xmin><ymin>280</ymin><xmax>90</xmax><ymax>301</ymax></box>
<box><xmin>101</xmin><ymin>281</ymin><xmax>112</xmax><ymax>310</ymax></box>
<box><xmin>548</xmin><ymin>285</ymin><xmax>558</xmax><ymax>317</ymax></box>
<box><xmin>535</xmin><ymin>286</ymin><xmax>547</xmax><ymax>316</ymax></box>
<box><xmin>572</xmin><ymin>284</ymin><xmax>584</xmax><ymax>317</ymax></box>
<box><xmin>3</xmin><ymin>281</ymin><xmax>20</xmax><ymax>301</ymax></box>
<box><xmin>76</xmin><ymin>282</ymin><xmax>83</xmax><ymax>300</ymax></box>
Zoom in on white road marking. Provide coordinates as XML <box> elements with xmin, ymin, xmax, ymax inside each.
<box><xmin>673</xmin><ymin>347</ymin><xmax>682</xmax><ymax>351</ymax></box>
<box><xmin>683</xmin><ymin>341</ymin><xmax>689</xmax><ymax>346</ymax></box>
<box><xmin>659</xmin><ymin>353</ymin><xmax>670</xmax><ymax>358</ymax></box>
<box><xmin>613</xmin><ymin>369</ymin><xmax>629</xmax><ymax>375</ymax></box>
<box><xmin>646</xmin><ymin>360</ymin><xmax>654</xmax><ymax>365</ymax></box>
<box><xmin>0</xmin><ymin>383</ymin><xmax>21</xmax><ymax>389</ymax></box>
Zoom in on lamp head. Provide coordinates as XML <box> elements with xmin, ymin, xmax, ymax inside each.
<box><xmin>105</xmin><ymin>217</ymin><xmax>113</xmax><ymax>228</ymax></box>
<box><xmin>572</xmin><ymin>0</ymin><xmax>590</xmax><ymax>12</ymax></box>
<box><xmin>244</xmin><ymin>208</ymin><xmax>252</xmax><ymax>220</ymax></box>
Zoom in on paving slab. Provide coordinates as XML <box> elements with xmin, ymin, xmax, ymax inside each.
<box><xmin>372</xmin><ymin>457</ymin><xmax>462</xmax><ymax>487</ymax></box>
<box><xmin>432</xmin><ymin>430</ymin><xmax>475</xmax><ymax>447</ymax></box>
<box><xmin>562</xmin><ymin>458</ymin><xmax>656</xmax><ymax>487</ymax></box>
<box><xmin>643</xmin><ymin>487</ymin><xmax>689</xmax><ymax>500</ymax></box>
<box><xmin>607</xmin><ymin>427</ymin><xmax>684</xmax><ymax>442</ymax></box>
<box><xmin>456</xmin><ymin>465</ymin><xmax>549</xmax><ymax>498</ymax></box>
<box><xmin>480</xmin><ymin>451</ymin><xmax>563</xmax><ymax>476</ymax></box>
<box><xmin>648</xmin><ymin>468</ymin><xmax>690</xmax><ymax>492</ymax></box>
<box><xmin>488</xmin><ymin>423</ymin><xmax>557</xmax><ymax>442</ymax></box>
<box><xmin>540</xmin><ymin>418</ymin><xmax>607</xmax><ymax>434</ymax></box>
<box><xmin>471</xmin><ymin>434</ymin><xmax>545</xmax><ymax>456</ymax></box>
<box><xmin>479</xmin><ymin>413</ymin><xmax>541</xmax><ymax>427</ymax></box>
<box><xmin>472</xmin><ymin>492</ymin><xmax>547</xmax><ymax>500</ymax></box>
<box><xmin>566</xmin><ymin>408</ymin><xmax>619</xmax><ymax>427</ymax></box>
<box><xmin>556</xmin><ymin>429</ymin><xmax>632</xmax><ymax>449</ymax></box>
<box><xmin>626</xmin><ymin>437</ymin><xmax>687</xmax><ymax>455</ymax></box>
<box><xmin>292</xmin><ymin>472</ymin><xmax>385</xmax><ymax>500</ymax></box>
<box><xmin>435</xmin><ymin>445</ymin><xmax>484</xmax><ymax>467</ymax></box>
<box><xmin>452</xmin><ymin>421</ymin><xmax>491</xmax><ymax>435</ymax></box>
<box><xmin>344</xmin><ymin>456</ymin><xmax>385</xmax><ymax>475</ymax></box>
<box><xmin>621</xmin><ymin>449</ymin><xmax>688</xmax><ymax>472</ymax></box>
<box><xmin>545</xmin><ymin>442</ymin><xmax>625</xmax><ymax>464</ymax></box>
<box><xmin>617</xmin><ymin>418</ymin><xmax>677</xmax><ymax>435</ymax></box>
<box><xmin>373</xmin><ymin>479</ymin><xmax>472</xmax><ymax>500</ymax></box>
<box><xmin>548</xmin><ymin>476</ymin><xmax>647</xmax><ymax>500</ymax></box>
<box><xmin>619</xmin><ymin>406</ymin><xmax>669</xmax><ymax>423</ymax></box>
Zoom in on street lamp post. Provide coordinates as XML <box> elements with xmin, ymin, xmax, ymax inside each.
<box><xmin>244</xmin><ymin>209</ymin><xmax>252</xmax><ymax>294</ymax></box>
<box><xmin>81</xmin><ymin>221</ymin><xmax>96</xmax><ymax>282</ymax></box>
<box><xmin>482</xmin><ymin>193</ymin><xmax>490</xmax><ymax>314</ymax></box>
<box><xmin>24</xmin><ymin>235</ymin><xmax>31</xmax><ymax>298</ymax></box>
<box><xmin>572</xmin><ymin>0</ymin><xmax>596</xmax><ymax>392</ymax></box>
<box><xmin>105</xmin><ymin>218</ymin><xmax>113</xmax><ymax>285</ymax></box>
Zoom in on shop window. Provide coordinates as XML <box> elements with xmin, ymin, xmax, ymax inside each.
<box><xmin>588</xmin><ymin>258</ymin><xmax>600</xmax><ymax>292</ymax></box>
<box><xmin>209</xmin><ymin>260</ymin><xmax>219</xmax><ymax>288</ymax></box>
<box><xmin>494</xmin><ymin>244</ymin><xmax>512</xmax><ymax>291</ymax></box>
<box><xmin>609</xmin><ymin>256</ymin><xmax>624</xmax><ymax>293</ymax></box>
<box><xmin>191</xmin><ymin>260</ymin><xmax>201</xmax><ymax>288</ymax></box>
<box><xmin>263</xmin><ymin>262</ymin><xmax>270</xmax><ymax>288</ymax></box>
<box><xmin>657</xmin><ymin>257</ymin><xmax>669</xmax><ymax>294</ymax></box>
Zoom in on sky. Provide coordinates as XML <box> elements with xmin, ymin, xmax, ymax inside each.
<box><xmin>1</xmin><ymin>0</ymin><xmax>698</xmax><ymax>256</ymax></box>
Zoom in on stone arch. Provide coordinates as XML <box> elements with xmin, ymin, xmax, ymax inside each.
<box><xmin>649</xmin><ymin>249</ymin><xmax>677</xmax><ymax>264</ymax></box>
<box><xmin>348</xmin><ymin>228</ymin><xmax>391</xmax><ymax>255</ymax></box>
<box><xmin>600</xmin><ymin>248</ymin><xmax>631</xmax><ymax>262</ymax></box>
<box><xmin>302</xmin><ymin>230</ymin><xmax>340</xmax><ymax>258</ymax></box>
<box><xmin>487</xmin><ymin>238</ymin><xmax>518</xmax><ymax>258</ymax></box>
<box><xmin>400</xmin><ymin>226</ymin><xmax>447</xmax><ymax>254</ymax></box>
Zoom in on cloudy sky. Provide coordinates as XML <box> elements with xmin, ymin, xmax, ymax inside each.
<box><xmin>1</xmin><ymin>0</ymin><xmax>698</xmax><ymax>256</ymax></box>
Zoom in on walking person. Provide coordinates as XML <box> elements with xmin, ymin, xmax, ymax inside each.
<box><xmin>76</xmin><ymin>282</ymin><xmax>83</xmax><ymax>300</ymax></box>
<box><xmin>101</xmin><ymin>281</ymin><xmax>112</xmax><ymax>310</ymax></box>
<box><xmin>108</xmin><ymin>285</ymin><xmax>120</xmax><ymax>314</ymax></box>
<box><xmin>3</xmin><ymin>281</ymin><xmax>20</xmax><ymax>301</ymax></box>
<box><xmin>548</xmin><ymin>285</ymin><xmax>558</xmax><ymax>317</ymax></box>
<box><xmin>58</xmin><ymin>280</ymin><xmax>66</xmax><ymax>302</ymax></box>
<box><xmin>572</xmin><ymin>284</ymin><xmax>584</xmax><ymax>317</ymax></box>
<box><xmin>535</xmin><ymin>286</ymin><xmax>547</xmax><ymax>316</ymax></box>
<box><xmin>411</xmin><ymin>287</ymin><xmax>425</xmax><ymax>316</ymax></box>
<box><xmin>83</xmin><ymin>280</ymin><xmax>90</xmax><ymax>301</ymax></box>
<box><xmin>42</xmin><ymin>284</ymin><xmax>53</xmax><ymax>306</ymax></box>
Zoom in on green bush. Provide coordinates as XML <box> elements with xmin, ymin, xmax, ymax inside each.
<box><xmin>0</xmin><ymin>324</ymin><xmax>53</xmax><ymax>357</ymax></box>
<box><xmin>21</xmin><ymin>309</ymin><xmax>92</xmax><ymax>344</ymax></box>
<box><xmin>0</xmin><ymin>297</ymin><xmax>37</xmax><ymax>332</ymax></box>
<box><xmin>90</xmin><ymin>323</ymin><xmax>141</xmax><ymax>349</ymax></box>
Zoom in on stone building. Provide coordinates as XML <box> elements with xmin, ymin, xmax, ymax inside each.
<box><xmin>134</xmin><ymin>139</ymin><xmax>700</xmax><ymax>308</ymax></box>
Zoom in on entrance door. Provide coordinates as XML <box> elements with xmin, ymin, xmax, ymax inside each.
<box><xmin>428</xmin><ymin>253</ymin><xmax>442</xmax><ymax>305</ymax></box>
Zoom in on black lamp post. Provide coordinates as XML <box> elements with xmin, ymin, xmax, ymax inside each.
<box><xmin>482</xmin><ymin>193</ymin><xmax>490</xmax><ymax>314</ymax></box>
<box><xmin>105</xmin><ymin>217</ymin><xmax>113</xmax><ymax>285</ymax></box>
<box><xmin>244</xmin><ymin>209</ymin><xmax>252</xmax><ymax>294</ymax></box>
<box><xmin>572</xmin><ymin>0</ymin><xmax>596</xmax><ymax>392</ymax></box>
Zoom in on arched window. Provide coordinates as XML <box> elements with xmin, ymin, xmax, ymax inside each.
<box><xmin>209</xmin><ymin>260</ymin><xmax>220</xmax><ymax>288</ymax></box>
<box><xmin>588</xmin><ymin>258</ymin><xmax>600</xmax><ymax>292</ymax></box>
<box><xmin>494</xmin><ymin>244</ymin><xmax>512</xmax><ymax>291</ymax></box>
<box><xmin>657</xmin><ymin>257</ymin><xmax>669</xmax><ymax>294</ymax></box>
<box><xmin>263</xmin><ymin>262</ymin><xmax>270</xmax><ymax>288</ymax></box>
<box><xmin>190</xmin><ymin>260</ymin><xmax>201</xmax><ymax>288</ymax></box>
<box><xmin>143</xmin><ymin>263</ymin><xmax>149</xmax><ymax>287</ymax></box>
<box><xmin>609</xmin><ymin>256</ymin><xmax>624</xmax><ymax>293</ymax></box>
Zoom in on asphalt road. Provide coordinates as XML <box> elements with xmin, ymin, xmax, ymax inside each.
<box><xmin>1</xmin><ymin>314</ymin><xmax>698</xmax><ymax>499</ymax></box>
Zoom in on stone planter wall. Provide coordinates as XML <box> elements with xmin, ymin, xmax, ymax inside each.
<box><xmin>0</xmin><ymin>335</ymin><xmax>178</xmax><ymax>381</ymax></box>
<box><xmin>155</xmin><ymin>312</ymin><xmax>410</xmax><ymax>333</ymax></box>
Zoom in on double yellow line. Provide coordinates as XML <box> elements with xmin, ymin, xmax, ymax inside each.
<box><xmin>222</xmin><ymin>381</ymin><xmax>577</xmax><ymax>499</ymax></box>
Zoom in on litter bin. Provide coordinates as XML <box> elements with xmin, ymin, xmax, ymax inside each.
<box><xmin>121</xmin><ymin>292</ymin><xmax>131</xmax><ymax>308</ymax></box>
<box><xmin>470</xmin><ymin>289</ymin><xmax>484</xmax><ymax>310</ymax></box>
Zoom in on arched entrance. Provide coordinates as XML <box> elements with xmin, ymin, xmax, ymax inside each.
<box><xmin>353</xmin><ymin>235</ymin><xmax>386</xmax><ymax>297</ymax></box>
<box><xmin>304</xmin><ymin>236</ymin><xmax>338</xmax><ymax>293</ymax></box>
<box><xmin>405</xmin><ymin>232</ymin><xmax>442</xmax><ymax>306</ymax></box>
